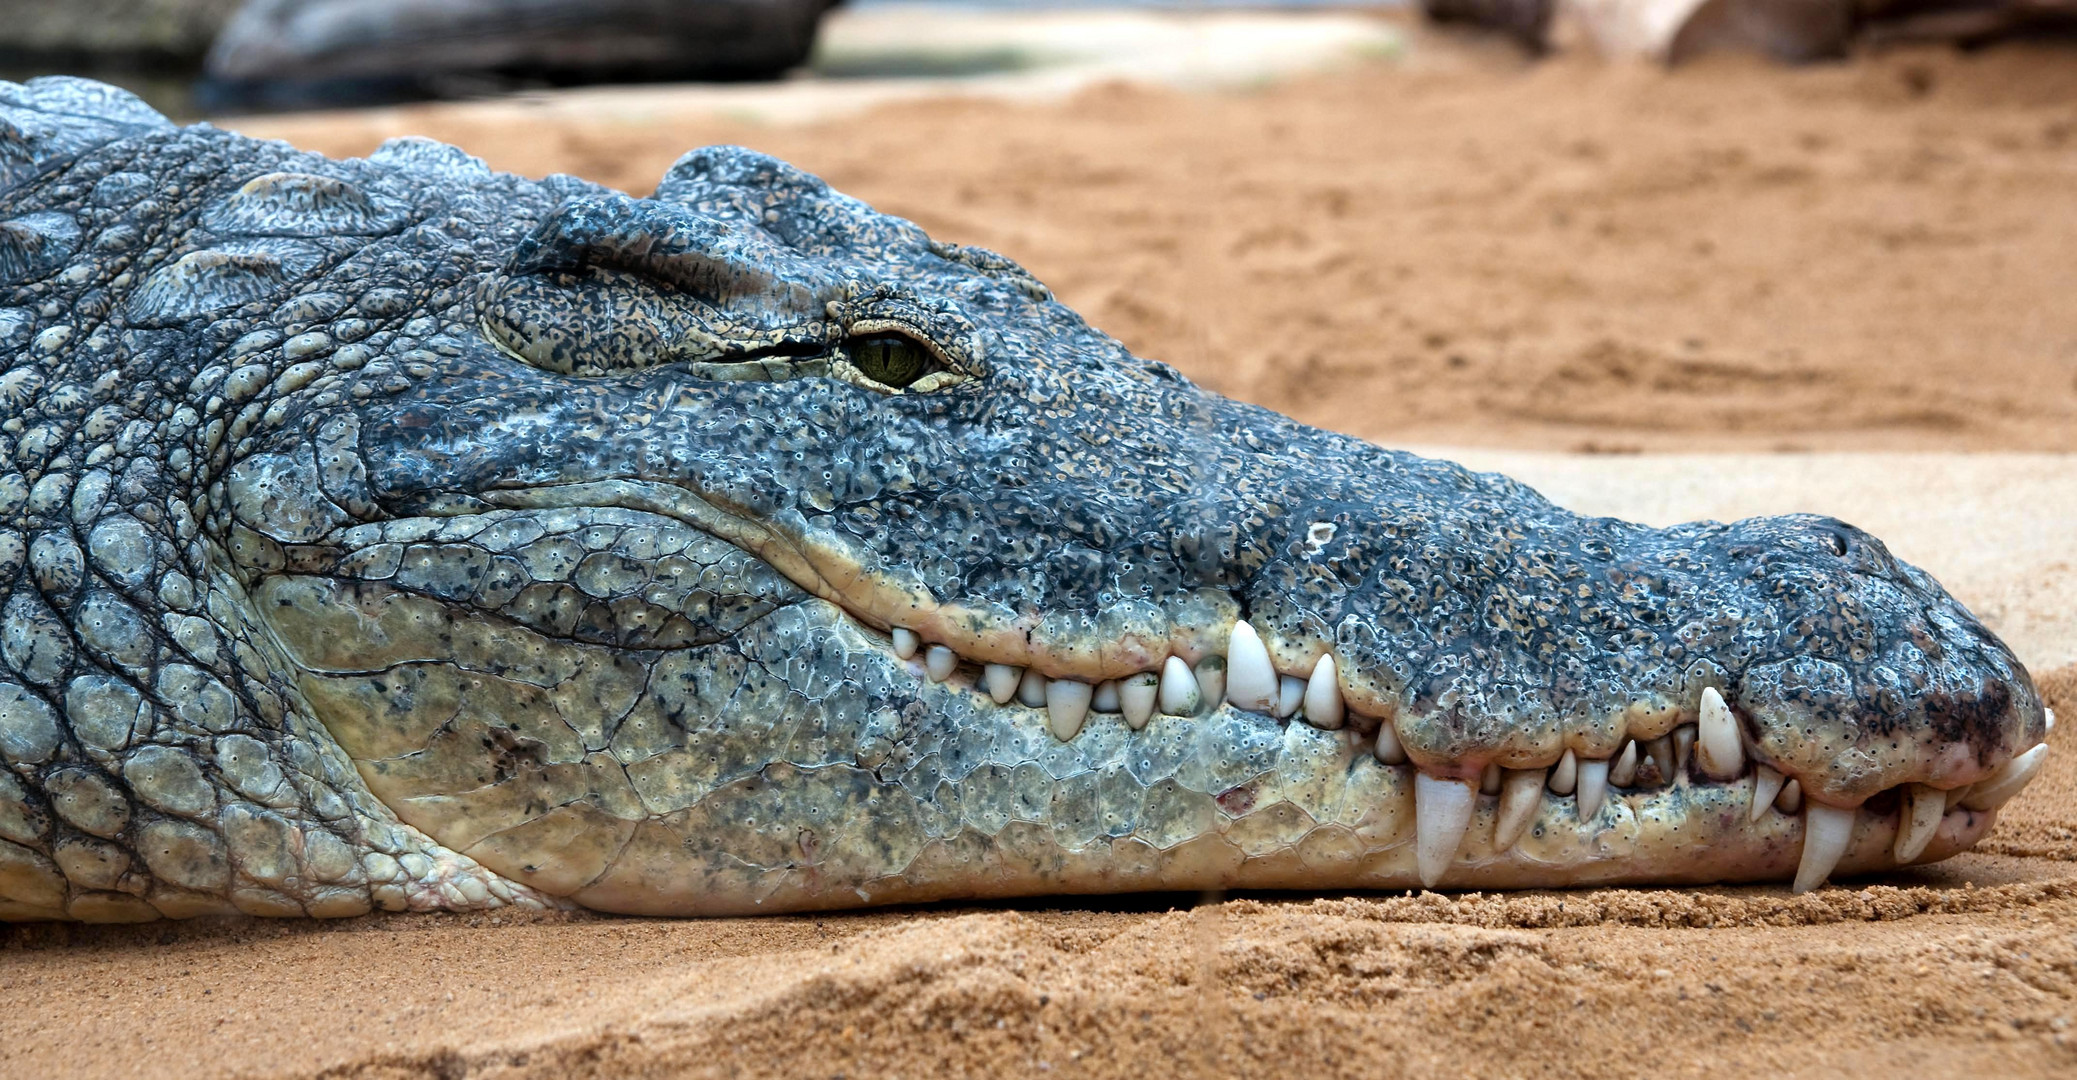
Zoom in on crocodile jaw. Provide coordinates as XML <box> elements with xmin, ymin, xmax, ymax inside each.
<box><xmin>0</xmin><ymin>79</ymin><xmax>2045</xmax><ymax>924</ymax></box>
<box><xmin>247</xmin><ymin>480</ymin><xmax>2039</xmax><ymax>913</ymax></box>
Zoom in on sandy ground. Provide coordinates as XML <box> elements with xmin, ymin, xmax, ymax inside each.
<box><xmin>7</xmin><ymin>14</ymin><xmax>2077</xmax><ymax>1079</ymax></box>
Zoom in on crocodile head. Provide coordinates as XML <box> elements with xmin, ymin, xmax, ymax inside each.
<box><xmin>200</xmin><ymin>143</ymin><xmax>2048</xmax><ymax>913</ymax></box>
<box><xmin>0</xmin><ymin>78</ymin><xmax>2044</xmax><ymax>921</ymax></box>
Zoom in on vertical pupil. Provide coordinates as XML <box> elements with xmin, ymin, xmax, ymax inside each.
<box><xmin>856</xmin><ymin>334</ymin><xmax>926</xmax><ymax>386</ymax></box>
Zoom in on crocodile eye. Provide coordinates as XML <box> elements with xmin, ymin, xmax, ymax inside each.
<box><xmin>847</xmin><ymin>332</ymin><xmax>936</xmax><ymax>389</ymax></box>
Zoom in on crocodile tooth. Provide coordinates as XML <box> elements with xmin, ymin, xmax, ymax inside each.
<box><xmin>1223</xmin><ymin>621</ymin><xmax>1276</xmax><ymax>712</ymax></box>
<box><xmin>1157</xmin><ymin>656</ymin><xmax>1201</xmax><ymax>716</ymax></box>
<box><xmin>892</xmin><ymin>627</ymin><xmax>919</xmax><ymax>660</ymax></box>
<box><xmin>1415</xmin><ymin>772</ymin><xmax>1476</xmax><ymax>887</ymax></box>
<box><xmin>924</xmin><ymin>645</ymin><xmax>957</xmax><ymax>683</ymax></box>
<box><xmin>1479</xmin><ymin>762</ymin><xmax>1502</xmax><ymax>795</ymax></box>
<box><xmin>1775</xmin><ymin>778</ymin><xmax>1803</xmax><ymax>813</ymax></box>
<box><xmin>983</xmin><ymin>663</ymin><xmax>1022</xmax><ymax>705</ymax></box>
<box><xmin>1672</xmin><ymin>725</ymin><xmax>1695</xmax><ymax>777</ymax></box>
<box><xmin>1301</xmin><ymin>654</ymin><xmax>1343</xmax><ymax>730</ymax></box>
<box><xmin>1643</xmin><ymin>734</ymin><xmax>1675</xmax><ymax>785</ymax></box>
<box><xmin>1273</xmin><ymin>675</ymin><xmax>1305</xmax><ymax>719</ymax></box>
<box><xmin>1893</xmin><ymin>782</ymin><xmax>1946</xmax><ymax>863</ymax></box>
<box><xmin>1374</xmin><ymin>721</ymin><xmax>1408</xmax><ymax>765</ymax></box>
<box><xmin>1751</xmin><ymin>765</ymin><xmax>1786</xmax><ymax>821</ymax></box>
<box><xmin>1047</xmin><ymin>679</ymin><xmax>1092</xmax><ymax>741</ymax></box>
<box><xmin>1696</xmin><ymin>687</ymin><xmax>1744</xmax><ymax>781</ymax></box>
<box><xmin>1607</xmin><ymin>741</ymin><xmax>1639</xmax><ymax>787</ymax></box>
<box><xmin>1017</xmin><ymin>668</ymin><xmax>1049</xmax><ymax>708</ymax></box>
<box><xmin>1793</xmin><ymin>803</ymin><xmax>1856</xmax><ymax>894</ymax></box>
<box><xmin>1193</xmin><ymin>656</ymin><xmax>1227</xmax><ymax>712</ymax></box>
<box><xmin>2048</xmin><ymin>708</ymin><xmax>2058</xmax><ymax>733</ymax></box>
<box><xmin>1961</xmin><ymin>744</ymin><xmax>2050</xmax><ymax>811</ymax></box>
<box><xmin>1549</xmin><ymin>749</ymin><xmax>1578</xmax><ymax>795</ymax></box>
<box><xmin>1093</xmin><ymin>679</ymin><xmax>1121</xmax><ymax>713</ymax></box>
<box><xmin>1119</xmin><ymin>672</ymin><xmax>1159</xmax><ymax>730</ymax></box>
<box><xmin>1495</xmin><ymin>768</ymin><xmax>1546</xmax><ymax>851</ymax></box>
<box><xmin>1577</xmin><ymin>758</ymin><xmax>1610</xmax><ymax>819</ymax></box>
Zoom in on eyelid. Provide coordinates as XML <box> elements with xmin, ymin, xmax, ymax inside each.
<box><xmin>844</xmin><ymin>317</ymin><xmax>955</xmax><ymax>373</ymax></box>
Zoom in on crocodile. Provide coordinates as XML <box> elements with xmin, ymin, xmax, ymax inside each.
<box><xmin>0</xmin><ymin>77</ymin><xmax>2051</xmax><ymax>922</ymax></box>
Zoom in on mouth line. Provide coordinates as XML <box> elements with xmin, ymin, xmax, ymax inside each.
<box><xmin>382</xmin><ymin>481</ymin><xmax>2052</xmax><ymax>893</ymax></box>
<box><xmin>870</xmin><ymin>607</ymin><xmax>2052</xmax><ymax>890</ymax></box>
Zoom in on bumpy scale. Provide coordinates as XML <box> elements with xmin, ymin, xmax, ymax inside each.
<box><xmin>0</xmin><ymin>78</ymin><xmax>2051</xmax><ymax>921</ymax></box>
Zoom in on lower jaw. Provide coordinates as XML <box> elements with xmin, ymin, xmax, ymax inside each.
<box><xmin>573</xmin><ymin>719</ymin><xmax>1995</xmax><ymax>916</ymax></box>
<box><xmin>566</xmin><ymin>606</ymin><xmax>1998</xmax><ymax>916</ymax></box>
<box><xmin>263</xmin><ymin>559</ymin><xmax>1998</xmax><ymax>918</ymax></box>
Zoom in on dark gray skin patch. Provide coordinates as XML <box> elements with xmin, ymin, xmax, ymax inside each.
<box><xmin>0</xmin><ymin>76</ymin><xmax>2047</xmax><ymax>921</ymax></box>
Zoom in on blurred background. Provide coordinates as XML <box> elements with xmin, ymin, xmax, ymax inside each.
<box><xmin>3</xmin><ymin>0</ymin><xmax>2072</xmax><ymax>117</ymax></box>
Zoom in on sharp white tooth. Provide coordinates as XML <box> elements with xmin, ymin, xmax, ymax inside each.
<box><xmin>1644</xmin><ymin>734</ymin><xmax>1675</xmax><ymax>785</ymax></box>
<box><xmin>1961</xmin><ymin>744</ymin><xmax>2050</xmax><ymax>811</ymax></box>
<box><xmin>1893</xmin><ymin>782</ymin><xmax>1945</xmax><ymax>863</ymax></box>
<box><xmin>1120</xmin><ymin>672</ymin><xmax>1159</xmax><ymax>730</ymax></box>
<box><xmin>984</xmin><ymin>663</ymin><xmax>1022</xmax><ymax>704</ymax></box>
<box><xmin>1223</xmin><ymin>621</ymin><xmax>1277</xmax><ymax>713</ymax></box>
<box><xmin>2045</xmin><ymin>708</ymin><xmax>2057</xmax><ymax>733</ymax></box>
<box><xmin>1775</xmin><ymin>777</ymin><xmax>1802</xmax><ymax>814</ymax></box>
<box><xmin>1479</xmin><ymin>762</ymin><xmax>1502</xmax><ymax>795</ymax></box>
<box><xmin>924</xmin><ymin>645</ymin><xmax>958</xmax><ymax>683</ymax></box>
<box><xmin>1273</xmin><ymin>675</ymin><xmax>1306</xmax><ymax>719</ymax></box>
<box><xmin>1793</xmin><ymin>802</ymin><xmax>1856</xmax><ymax>894</ymax></box>
<box><xmin>1607</xmin><ymin>741</ymin><xmax>1638</xmax><ymax>787</ymax></box>
<box><xmin>1672</xmin><ymin>725</ymin><xmax>1695</xmax><ymax>777</ymax></box>
<box><xmin>892</xmin><ymin>627</ymin><xmax>920</xmax><ymax>660</ymax></box>
<box><xmin>1751</xmin><ymin>765</ymin><xmax>1786</xmax><ymax>821</ymax></box>
<box><xmin>1017</xmin><ymin>668</ymin><xmax>1049</xmax><ymax>708</ymax></box>
<box><xmin>1414</xmin><ymin>772</ymin><xmax>1477</xmax><ymax>888</ymax></box>
<box><xmin>1302</xmin><ymin>655</ymin><xmax>1344</xmax><ymax>730</ymax></box>
<box><xmin>1046</xmin><ymin>679</ymin><xmax>1092</xmax><ymax>741</ymax></box>
<box><xmin>1549</xmin><ymin>749</ymin><xmax>1577</xmax><ymax>795</ymax></box>
<box><xmin>1093</xmin><ymin>679</ymin><xmax>1121</xmax><ymax>713</ymax></box>
<box><xmin>1374</xmin><ymin>721</ymin><xmax>1408</xmax><ymax>765</ymax></box>
<box><xmin>1576</xmin><ymin>758</ymin><xmax>1609</xmax><ymax>820</ymax></box>
<box><xmin>1158</xmin><ymin>656</ymin><xmax>1201</xmax><ymax>716</ymax></box>
<box><xmin>1696</xmin><ymin>687</ymin><xmax>1744</xmax><ymax>782</ymax></box>
<box><xmin>1194</xmin><ymin>656</ymin><xmax>1227</xmax><ymax>711</ymax></box>
<box><xmin>1494</xmin><ymin>768</ymin><xmax>1546</xmax><ymax>851</ymax></box>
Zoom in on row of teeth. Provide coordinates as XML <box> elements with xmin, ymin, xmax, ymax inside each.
<box><xmin>890</xmin><ymin>620</ymin><xmax>2053</xmax><ymax>893</ymax></box>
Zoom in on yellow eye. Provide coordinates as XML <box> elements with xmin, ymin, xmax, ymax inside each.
<box><xmin>848</xmin><ymin>332</ymin><xmax>934</xmax><ymax>388</ymax></box>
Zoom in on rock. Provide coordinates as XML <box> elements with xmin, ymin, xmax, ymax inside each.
<box><xmin>205</xmin><ymin>0</ymin><xmax>839</xmax><ymax>91</ymax></box>
<box><xmin>0</xmin><ymin>0</ymin><xmax>242</xmax><ymax>64</ymax></box>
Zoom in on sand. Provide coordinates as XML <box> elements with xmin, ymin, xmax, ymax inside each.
<box><xmin>7</xmin><ymin>15</ymin><xmax>2077</xmax><ymax>1078</ymax></box>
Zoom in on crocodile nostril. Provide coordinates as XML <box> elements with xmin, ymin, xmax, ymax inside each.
<box><xmin>1828</xmin><ymin>531</ymin><xmax>1851</xmax><ymax>557</ymax></box>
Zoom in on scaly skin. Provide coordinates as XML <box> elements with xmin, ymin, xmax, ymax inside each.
<box><xmin>0</xmin><ymin>78</ymin><xmax>2049</xmax><ymax>921</ymax></box>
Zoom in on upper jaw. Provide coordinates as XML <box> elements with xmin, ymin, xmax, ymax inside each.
<box><xmin>337</xmin><ymin>344</ymin><xmax>2043</xmax><ymax>806</ymax></box>
<box><xmin>468</xmin><ymin>469</ymin><xmax>2042</xmax><ymax>813</ymax></box>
